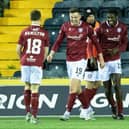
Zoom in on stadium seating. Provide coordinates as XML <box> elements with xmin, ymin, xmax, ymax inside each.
<box><xmin>46</xmin><ymin>63</ymin><xmax>67</xmax><ymax>78</ymax></box>
<box><xmin>120</xmin><ymin>17</ymin><xmax>129</xmax><ymax>27</ymax></box>
<box><xmin>9</xmin><ymin>0</ymin><xmax>58</xmax><ymax>8</ymax></box>
<box><xmin>53</xmin><ymin>0</ymin><xmax>103</xmax><ymax>18</ymax></box>
<box><xmin>44</xmin><ymin>27</ymin><xmax>66</xmax><ymax>52</ymax></box>
<box><xmin>4</xmin><ymin>0</ymin><xmax>10</xmax><ymax>8</ymax></box>
<box><xmin>44</xmin><ymin>17</ymin><xmax>66</xmax><ymax>27</ymax></box>
<box><xmin>124</xmin><ymin>6</ymin><xmax>129</xmax><ymax>17</ymax></box>
<box><xmin>121</xmin><ymin>52</ymin><xmax>129</xmax><ymax>77</ymax></box>
<box><xmin>52</xmin><ymin>9</ymin><xmax>69</xmax><ymax>22</ymax></box>
<box><xmin>44</xmin><ymin>16</ymin><xmax>68</xmax><ymax>50</ymax></box>
<box><xmin>43</xmin><ymin>51</ymin><xmax>67</xmax><ymax>78</ymax></box>
<box><xmin>13</xmin><ymin>70</ymin><xmax>21</xmax><ymax>78</ymax></box>
<box><xmin>0</xmin><ymin>8</ymin><xmax>3</xmax><ymax>17</ymax></box>
<box><xmin>4</xmin><ymin>8</ymin><xmax>52</xmax><ymax>19</ymax></box>
<box><xmin>99</xmin><ymin>0</ymin><xmax>124</xmax><ymax>18</ymax></box>
<box><xmin>48</xmin><ymin>29</ymin><xmax>59</xmax><ymax>44</ymax></box>
<box><xmin>120</xmin><ymin>18</ymin><xmax>129</xmax><ymax>50</ymax></box>
<box><xmin>0</xmin><ymin>0</ymin><xmax>4</xmax><ymax>17</ymax></box>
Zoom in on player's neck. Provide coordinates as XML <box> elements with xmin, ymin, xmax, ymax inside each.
<box><xmin>31</xmin><ymin>21</ymin><xmax>40</xmax><ymax>26</ymax></box>
<box><xmin>71</xmin><ymin>21</ymin><xmax>82</xmax><ymax>26</ymax></box>
<box><xmin>106</xmin><ymin>20</ymin><xmax>118</xmax><ymax>27</ymax></box>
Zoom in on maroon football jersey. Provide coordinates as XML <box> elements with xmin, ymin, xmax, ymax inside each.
<box><xmin>51</xmin><ymin>21</ymin><xmax>102</xmax><ymax>61</ymax></box>
<box><xmin>97</xmin><ymin>21</ymin><xmax>128</xmax><ymax>62</ymax></box>
<box><xmin>18</xmin><ymin>25</ymin><xmax>49</xmax><ymax>66</ymax></box>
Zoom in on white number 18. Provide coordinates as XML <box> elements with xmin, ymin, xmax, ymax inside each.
<box><xmin>26</xmin><ymin>38</ymin><xmax>42</xmax><ymax>54</ymax></box>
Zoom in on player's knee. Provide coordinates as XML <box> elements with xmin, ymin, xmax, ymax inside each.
<box><xmin>85</xmin><ymin>84</ymin><xmax>92</xmax><ymax>89</ymax></box>
<box><xmin>31</xmin><ymin>84</ymin><xmax>39</xmax><ymax>93</ymax></box>
<box><xmin>85</xmin><ymin>81</ymin><xmax>93</xmax><ymax>89</ymax></box>
<box><xmin>69</xmin><ymin>88</ymin><xmax>80</xmax><ymax>93</ymax></box>
<box><xmin>69</xmin><ymin>86</ymin><xmax>81</xmax><ymax>93</ymax></box>
<box><xmin>85</xmin><ymin>81</ymin><xmax>101</xmax><ymax>89</ymax></box>
<box><xmin>25</xmin><ymin>82</ymin><xmax>31</xmax><ymax>90</ymax></box>
<box><xmin>69</xmin><ymin>79</ymin><xmax>81</xmax><ymax>93</ymax></box>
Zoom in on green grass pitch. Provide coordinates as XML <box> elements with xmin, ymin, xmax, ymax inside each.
<box><xmin>0</xmin><ymin>116</ymin><xmax>129</xmax><ymax>129</ymax></box>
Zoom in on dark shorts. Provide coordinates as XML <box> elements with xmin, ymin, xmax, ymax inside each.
<box><xmin>85</xmin><ymin>58</ymin><xmax>98</xmax><ymax>71</ymax></box>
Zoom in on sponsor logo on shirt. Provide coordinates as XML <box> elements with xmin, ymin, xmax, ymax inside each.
<box><xmin>27</xmin><ymin>56</ymin><xmax>36</xmax><ymax>62</ymax></box>
<box><xmin>107</xmin><ymin>36</ymin><xmax>120</xmax><ymax>42</ymax></box>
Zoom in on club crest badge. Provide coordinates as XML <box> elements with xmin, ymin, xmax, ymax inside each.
<box><xmin>106</xmin><ymin>29</ymin><xmax>109</xmax><ymax>33</ymax></box>
<box><xmin>78</xmin><ymin>28</ymin><xmax>83</xmax><ymax>33</ymax></box>
<box><xmin>117</xmin><ymin>27</ymin><xmax>122</xmax><ymax>33</ymax></box>
<box><xmin>68</xmin><ymin>28</ymin><xmax>72</xmax><ymax>31</ymax></box>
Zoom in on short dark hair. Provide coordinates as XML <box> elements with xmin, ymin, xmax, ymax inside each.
<box><xmin>30</xmin><ymin>10</ymin><xmax>41</xmax><ymax>21</ymax></box>
<box><xmin>107</xmin><ymin>9</ymin><xmax>118</xmax><ymax>16</ymax></box>
<box><xmin>69</xmin><ymin>8</ymin><xmax>80</xmax><ymax>13</ymax></box>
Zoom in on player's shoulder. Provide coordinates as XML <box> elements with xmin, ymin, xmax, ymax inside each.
<box><xmin>118</xmin><ymin>21</ymin><xmax>128</xmax><ymax>29</ymax></box>
<box><xmin>59</xmin><ymin>21</ymin><xmax>71</xmax><ymax>31</ymax></box>
<box><xmin>62</xmin><ymin>21</ymin><xmax>70</xmax><ymax>27</ymax></box>
<box><xmin>83</xmin><ymin>21</ymin><xmax>89</xmax><ymax>26</ymax></box>
<box><xmin>83</xmin><ymin>21</ymin><xmax>93</xmax><ymax>29</ymax></box>
<box><xmin>100</xmin><ymin>21</ymin><xmax>106</xmax><ymax>27</ymax></box>
<box><xmin>41</xmin><ymin>27</ymin><xmax>48</xmax><ymax>34</ymax></box>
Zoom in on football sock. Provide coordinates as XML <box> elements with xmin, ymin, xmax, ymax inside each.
<box><xmin>114</xmin><ymin>86</ymin><xmax>123</xmax><ymax>114</ymax></box>
<box><xmin>89</xmin><ymin>88</ymin><xmax>98</xmax><ymax>100</ymax></box>
<box><xmin>108</xmin><ymin>95</ymin><xmax>116</xmax><ymax>107</ymax></box>
<box><xmin>105</xmin><ymin>87</ymin><xmax>116</xmax><ymax>107</ymax></box>
<box><xmin>83</xmin><ymin>88</ymin><xmax>96</xmax><ymax>108</ymax></box>
<box><xmin>67</xmin><ymin>93</ymin><xmax>77</xmax><ymax>112</ymax></box>
<box><xmin>24</xmin><ymin>90</ymin><xmax>31</xmax><ymax>113</ymax></box>
<box><xmin>31</xmin><ymin>93</ymin><xmax>39</xmax><ymax>118</ymax></box>
<box><xmin>117</xmin><ymin>101</ymin><xmax>123</xmax><ymax>114</ymax></box>
<box><xmin>78</xmin><ymin>91</ymin><xmax>88</xmax><ymax>109</ymax></box>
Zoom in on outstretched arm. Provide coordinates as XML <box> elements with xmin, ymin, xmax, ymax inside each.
<box><xmin>47</xmin><ymin>50</ymin><xmax>55</xmax><ymax>63</ymax></box>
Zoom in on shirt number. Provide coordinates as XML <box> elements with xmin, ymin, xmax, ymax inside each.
<box><xmin>26</xmin><ymin>38</ymin><xmax>42</xmax><ymax>54</ymax></box>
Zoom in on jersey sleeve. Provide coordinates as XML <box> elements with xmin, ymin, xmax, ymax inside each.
<box><xmin>88</xmin><ymin>26</ymin><xmax>102</xmax><ymax>54</ymax></box>
<box><xmin>44</xmin><ymin>31</ymin><xmax>50</xmax><ymax>47</ymax></box>
<box><xmin>120</xmin><ymin>25</ymin><xmax>128</xmax><ymax>52</ymax></box>
<box><xmin>18</xmin><ymin>30</ymin><xmax>25</xmax><ymax>46</ymax></box>
<box><xmin>86</xmin><ymin>38</ymin><xmax>93</xmax><ymax>58</ymax></box>
<box><xmin>51</xmin><ymin>24</ymin><xmax>65</xmax><ymax>52</ymax></box>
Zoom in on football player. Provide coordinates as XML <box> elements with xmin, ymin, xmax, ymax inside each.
<box><xmin>16</xmin><ymin>10</ymin><xmax>49</xmax><ymax>124</ymax></box>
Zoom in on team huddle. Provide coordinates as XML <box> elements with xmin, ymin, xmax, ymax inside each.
<box><xmin>16</xmin><ymin>8</ymin><xmax>128</xmax><ymax>124</ymax></box>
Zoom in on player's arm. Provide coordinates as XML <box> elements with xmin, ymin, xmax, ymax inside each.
<box><xmin>16</xmin><ymin>44</ymin><xmax>23</xmax><ymax>59</ymax></box>
<box><xmin>120</xmin><ymin>25</ymin><xmax>128</xmax><ymax>52</ymax></box>
<box><xmin>42</xmin><ymin>46</ymin><xmax>49</xmax><ymax>70</ymax></box>
<box><xmin>88</xmin><ymin>26</ymin><xmax>105</xmax><ymax>68</ymax></box>
<box><xmin>47</xmin><ymin>24</ymin><xmax>65</xmax><ymax>63</ymax></box>
<box><xmin>44</xmin><ymin>47</ymin><xmax>49</xmax><ymax>61</ymax></box>
<box><xmin>44</xmin><ymin>31</ymin><xmax>50</xmax><ymax>62</ymax></box>
<box><xmin>17</xmin><ymin>30</ymin><xmax>25</xmax><ymax>59</ymax></box>
<box><xmin>47</xmin><ymin>50</ymin><xmax>55</xmax><ymax>63</ymax></box>
<box><xmin>98</xmin><ymin>53</ymin><xmax>105</xmax><ymax>68</ymax></box>
<box><xmin>106</xmin><ymin>26</ymin><xmax>128</xmax><ymax>56</ymax></box>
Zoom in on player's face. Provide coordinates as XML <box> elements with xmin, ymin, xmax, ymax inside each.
<box><xmin>69</xmin><ymin>12</ymin><xmax>81</xmax><ymax>26</ymax></box>
<box><xmin>86</xmin><ymin>14</ymin><xmax>95</xmax><ymax>24</ymax></box>
<box><xmin>107</xmin><ymin>13</ymin><xmax>117</xmax><ymax>26</ymax></box>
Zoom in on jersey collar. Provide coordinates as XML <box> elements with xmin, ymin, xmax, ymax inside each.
<box><xmin>106</xmin><ymin>20</ymin><xmax>119</xmax><ymax>27</ymax></box>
